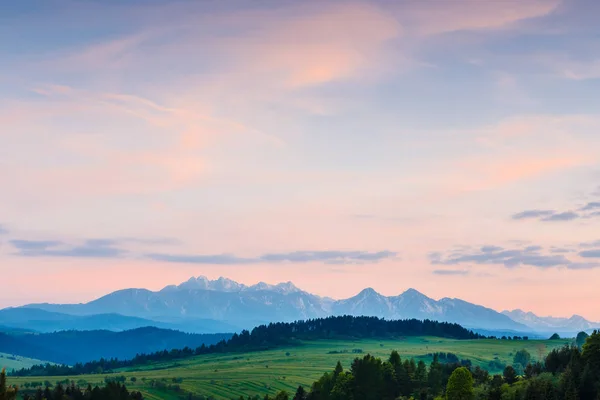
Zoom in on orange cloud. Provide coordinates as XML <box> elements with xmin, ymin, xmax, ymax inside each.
<box><xmin>469</xmin><ymin>155</ymin><xmax>589</xmax><ymax>190</ymax></box>
<box><xmin>427</xmin><ymin>114</ymin><xmax>600</xmax><ymax>195</ymax></box>
<box><xmin>0</xmin><ymin>85</ymin><xmax>282</xmax><ymax>199</ymax></box>
<box><xmin>234</xmin><ymin>2</ymin><xmax>401</xmax><ymax>87</ymax></box>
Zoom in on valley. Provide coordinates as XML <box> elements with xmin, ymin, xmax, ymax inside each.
<box><xmin>1</xmin><ymin>278</ymin><xmax>598</xmax><ymax>399</ymax></box>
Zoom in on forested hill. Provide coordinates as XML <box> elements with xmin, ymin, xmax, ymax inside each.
<box><xmin>12</xmin><ymin>316</ymin><xmax>483</xmax><ymax>377</ymax></box>
<box><xmin>0</xmin><ymin>327</ymin><xmax>231</xmax><ymax>365</ymax></box>
<box><xmin>229</xmin><ymin>315</ymin><xmax>483</xmax><ymax>343</ymax></box>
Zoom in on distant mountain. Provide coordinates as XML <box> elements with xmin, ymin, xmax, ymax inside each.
<box><xmin>0</xmin><ymin>308</ymin><xmax>238</xmax><ymax>334</ymax></box>
<box><xmin>15</xmin><ymin>276</ymin><xmax>534</xmax><ymax>332</ymax></box>
<box><xmin>0</xmin><ymin>327</ymin><xmax>231</xmax><ymax>365</ymax></box>
<box><xmin>502</xmin><ymin>309</ymin><xmax>600</xmax><ymax>333</ymax></box>
<box><xmin>332</xmin><ymin>288</ymin><xmax>528</xmax><ymax>331</ymax></box>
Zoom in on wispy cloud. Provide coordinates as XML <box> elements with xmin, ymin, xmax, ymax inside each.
<box><xmin>579</xmin><ymin>250</ymin><xmax>600</xmax><ymax>259</ymax></box>
<box><xmin>431</xmin><ymin>244</ymin><xmax>600</xmax><ymax>270</ymax></box>
<box><xmin>511</xmin><ymin>192</ymin><xmax>600</xmax><ymax>222</ymax></box>
<box><xmin>512</xmin><ymin>210</ymin><xmax>555</xmax><ymax>220</ymax></box>
<box><xmin>10</xmin><ymin>239</ymin><xmax>126</xmax><ymax>258</ymax></box>
<box><xmin>581</xmin><ymin>202</ymin><xmax>600</xmax><ymax>211</ymax></box>
<box><xmin>542</xmin><ymin>211</ymin><xmax>580</xmax><ymax>222</ymax></box>
<box><xmin>261</xmin><ymin>250</ymin><xmax>397</xmax><ymax>263</ymax></box>
<box><xmin>10</xmin><ymin>240</ymin><xmax>63</xmax><ymax>251</ymax></box>
<box><xmin>147</xmin><ymin>253</ymin><xmax>251</xmax><ymax>265</ymax></box>
<box><xmin>399</xmin><ymin>0</ymin><xmax>561</xmax><ymax>36</ymax></box>
<box><xmin>432</xmin><ymin>269</ymin><xmax>469</xmax><ymax>276</ymax></box>
<box><xmin>579</xmin><ymin>240</ymin><xmax>600</xmax><ymax>249</ymax></box>
<box><xmin>0</xmin><ymin>225</ymin><xmax>8</xmax><ymax>235</ymax></box>
<box><xmin>147</xmin><ymin>250</ymin><xmax>398</xmax><ymax>265</ymax></box>
<box><xmin>549</xmin><ymin>247</ymin><xmax>574</xmax><ymax>254</ymax></box>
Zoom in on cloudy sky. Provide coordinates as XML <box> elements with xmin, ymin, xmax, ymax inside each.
<box><xmin>1</xmin><ymin>0</ymin><xmax>600</xmax><ymax>320</ymax></box>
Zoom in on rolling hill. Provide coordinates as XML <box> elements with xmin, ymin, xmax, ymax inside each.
<box><xmin>0</xmin><ymin>327</ymin><xmax>231</xmax><ymax>365</ymax></box>
<box><xmin>8</xmin><ymin>337</ymin><xmax>571</xmax><ymax>400</ymax></box>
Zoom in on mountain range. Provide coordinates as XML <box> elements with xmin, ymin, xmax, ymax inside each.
<box><xmin>2</xmin><ymin>276</ymin><xmax>598</xmax><ymax>335</ymax></box>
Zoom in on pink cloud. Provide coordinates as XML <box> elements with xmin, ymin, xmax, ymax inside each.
<box><xmin>401</xmin><ymin>0</ymin><xmax>561</xmax><ymax>36</ymax></box>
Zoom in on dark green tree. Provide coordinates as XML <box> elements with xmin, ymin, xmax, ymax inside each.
<box><xmin>274</xmin><ymin>391</ymin><xmax>289</xmax><ymax>400</ymax></box>
<box><xmin>581</xmin><ymin>331</ymin><xmax>600</xmax><ymax>400</ymax></box>
<box><xmin>333</xmin><ymin>361</ymin><xmax>343</xmax><ymax>378</ymax></box>
<box><xmin>414</xmin><ymin>360</ymin><xmax>427</xmax><ymax>389</ymax></box>
<box><xmin>381</xmin><ymin>362</ymin><xmax>398</xmax><ymax>400</ymax></box>
<box><xmin>446</xmin><ymin>367</ymin><xmax>474</xmax><ymax>400</ymax></box>
<box><xmin>524</xmin><ymin>374</ymin><xmax>558</xmax><ymax>400</ymax></box>
<box><xmin>472</xmin><ymin>366</ymin><xmax>489</xmax><ymax>385</ymax></box>
<box><xmin>559</xmin><ymin>366</ymin><xmax>579</xmax><ymax>400</ymax></box>
<box><xmin>576</xmin><ymin>332</ymin><xmax>590</xmax><ymax>348</ymax></box>
<box><xmin>503</xmin><ymin>365</ymin><xmax>518</xmax><ymax>385</ymax></box>
<box><xmin>350</xmin><ymin>354</ymin><xmax>384</xmax><ymax>400</ymax></box>
<box><xmin>513</xmin><ymin>349</ymin><xmax>532</xmax><ymax>369</ymax></box>
<box><xmin>329</xmin><ymin>372</ymin><xmax>353</xmax><ymax>400</ymax></box>
<box><xmin>0</xmin><ymin>368</ymin><xmax>18</xmax><ymax>400</ymax></box>
<box><xmin>488</xmin><ymin>375</ymin><xmax>504</xmax><ymax>400</ymax></box>
<box><xmin>308</xmin><ymin>372</ymin><xmax>334</xmax><ymax>400</ymax></box>
<box><xmin>388</xmin><ymin>350</ymin><xmax>401</xmax><ymax>367</ymax></box>
<box><xmin>427</xmin><ymin>354</ymin><xmax>444</xmax><ymax>396</ymax></box>
<box><xmin>293</xmin><ymin>386</ymin><xmax>307</xmax><ymax>400</ymax></box>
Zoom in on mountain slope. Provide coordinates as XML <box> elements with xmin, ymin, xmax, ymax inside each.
<box><xmin>332</xmin><ymin>289</ymin><xmax>528</xmax><ymax>331</ymax></box>
<box><xmin>502</xmin><ymin>309</ymin><xmax>600</xmax><ymax>333</ymax></box>
<box><xmin>25</xmin><ymin>282</ymin><xmax>329</xmax><ymax>328</ymax></box>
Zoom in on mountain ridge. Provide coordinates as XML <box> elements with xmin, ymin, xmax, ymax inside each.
<box><xmin>6</xmin><ymin>276</ymin><xmax>522</xmax><ymax>332</ymax></box>
<box><xmin>501</xmin><ymin>309</ymin><xmax>599</xmax><ymax>333</ymax></box>
<box><xmin>6</xmin><ymin>276</ymin><xmax>598</xmax><ymax>334</ymax></box>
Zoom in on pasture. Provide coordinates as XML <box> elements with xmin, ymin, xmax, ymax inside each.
<box><xmin>8</xmin><ymin>337</ymin><xmax>570</xmax><ymax>399</ymax></box>
<box><xmin>0</xmin><ymin>352</ymin><xmax>50</xmax><ymax>372</ymax></box>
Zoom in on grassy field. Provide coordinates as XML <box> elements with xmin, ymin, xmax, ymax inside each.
<box><xmin>8</xmin><ymin>337</ymin><xmax>571</xmax><ymax>399</ymax></box>
<box><xmin>0</xmin><ymin>352</ymin><xmax>51</xmax><ymax>372</ymax></box>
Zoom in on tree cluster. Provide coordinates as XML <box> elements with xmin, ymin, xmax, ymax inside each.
<box><xmin>20</xmin><ymin>381</ymin><xmax>143</xmax><ymax>400</ymax></box>
<box><xmin>1</xmin><ymin>369</ymin><xmax>143</xmax><ymax>400</ymax></box>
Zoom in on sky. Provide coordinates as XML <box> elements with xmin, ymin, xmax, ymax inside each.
<box><xmin>1</xmin><ymin>0</ymin><xmax>600</xmax><ymax>320</ymax></box>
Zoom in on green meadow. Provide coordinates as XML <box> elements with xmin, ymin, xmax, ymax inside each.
<box><xmin>8</xmin><ymin>337</ymin><xmax>570</xmax><ymax>400</ymax></box>
<box><xmin>0</xmin><ymin>352</ymin><xmax>50</xmax><ymax>372</ymax></box>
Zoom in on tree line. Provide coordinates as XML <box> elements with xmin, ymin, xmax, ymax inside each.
<box><xmin>11</xmin><ymin>316</ymin><xmax>483</xmax><ymax>377</ymax></box>
<box><xmin>1</xmin><ymin>369</ymin><xmax>143</xmax><ymax>400</ymax></box>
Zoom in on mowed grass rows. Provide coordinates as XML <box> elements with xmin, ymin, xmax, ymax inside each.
<box><xmin>8</xmin><ymin>337</ymin><xmax>570</xmax><ymax>400</ymax></box>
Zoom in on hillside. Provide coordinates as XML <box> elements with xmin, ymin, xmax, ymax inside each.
<box><xmin>10</xmin><ymin>316</ymin><xmax>481</xmax><ymax>377</ymax></box>
<box><xmin>0</xmin><ymin>352</ymin><xmax>51</xmax><ymax>372</ymax></box>
<box><xmin>7</xmin><ymin>337</ymin><xmax>570</xmax><ymax>400</ymax></box>
<box><xmin>0</xmin><ymin>327</ymin><xmax>231</xmax><ymax>365</ymax></box>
